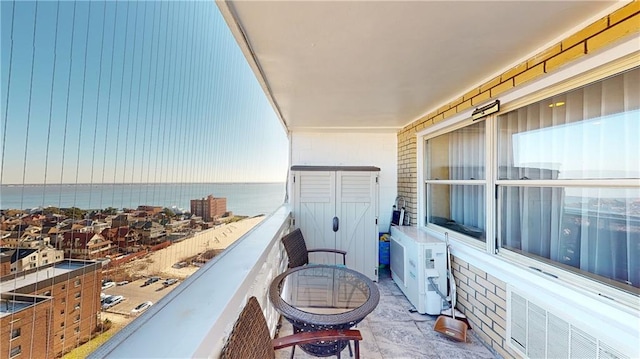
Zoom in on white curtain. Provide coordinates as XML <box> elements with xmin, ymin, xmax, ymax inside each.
<box><xmin>498</xmin><ymin>68</ymin><xmax>639</xmax><ymax>289</ymax></box>
<box><xmin>449</xmin><ymin>122</ymin><xmax>485</xmax><ymax>233</ymax></box>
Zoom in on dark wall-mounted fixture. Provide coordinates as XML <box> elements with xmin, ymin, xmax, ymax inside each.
<box><xmin>472</xmin><ymin>100</ymin><xmax>500</xmax><ymax>121</ymax></box>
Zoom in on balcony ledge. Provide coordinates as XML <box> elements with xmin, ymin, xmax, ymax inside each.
<box><xmin>90</xmin><ymin>205</ymin><xmax>292</xmax><ymax>358</ymax></box>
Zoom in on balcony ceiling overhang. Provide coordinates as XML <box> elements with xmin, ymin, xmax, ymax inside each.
<box><xmin>218</xmin><ymin>1</ymin><xmax>618</xmax><ymax>132</ymax></box>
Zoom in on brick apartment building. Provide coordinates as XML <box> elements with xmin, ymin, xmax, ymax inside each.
<box><xmin>0</xmin><ymin>260</ymin><xmax>102</xmax><ymax>358</ymax></box>
<box><xmin>190</xmin><ymin>195</ymin><xmax>227</xmax><ymax>222</ymax></box>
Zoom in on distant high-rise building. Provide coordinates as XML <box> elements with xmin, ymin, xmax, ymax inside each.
<box><xmin>190</xmin><ymin>195</ymin><xmax>227</xmax><ymax>222</ymax></box>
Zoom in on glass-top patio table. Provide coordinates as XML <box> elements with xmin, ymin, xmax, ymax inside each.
<box><xmin>269</xmin><ymin>264</ymin><xmax>380</xmax><ymax>357</ymax></box>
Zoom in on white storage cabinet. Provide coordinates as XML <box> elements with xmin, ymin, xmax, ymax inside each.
<box><xmin>291</xmin><ymin>166</ymin><xmax>380</xmax><ymax>281</ymax></box>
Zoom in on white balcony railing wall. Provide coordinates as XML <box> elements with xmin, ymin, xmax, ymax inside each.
<box><xmin>90</xmin><ymin>206</ymin><xmax>292</xmax><ymax>358</ymax></box>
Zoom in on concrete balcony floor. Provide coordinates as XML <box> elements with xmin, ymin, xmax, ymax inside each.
<box><xmin>275</xmin><ymin>268</ymin><xmax>499</xmax><ymax>359</ymax></box>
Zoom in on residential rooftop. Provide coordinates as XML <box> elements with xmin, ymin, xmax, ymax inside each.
<box><xmin>0</xmin><ymin>259</ymin><xmax>99</xmax><ymax>294</ymax></box>
<box><xmin>0</xmin><ymin>293</ymin><xmax>50</xmax><ymax>318</ymax></box>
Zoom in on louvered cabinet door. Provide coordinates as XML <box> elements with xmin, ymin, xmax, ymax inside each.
<box><xmin>336</xmin><ymin>171</ymin><xmax>378</xmax><ymax>280</ymax></box>
<box><xmin>293</xmin><ymin>171</ymin><xmax>337</xmax><ymax>265</ymax></box>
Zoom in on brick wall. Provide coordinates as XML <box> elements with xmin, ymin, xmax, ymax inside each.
<box><xmin>1</xmin><ymin>262</ymin><xmax>102</xmax><ymax>358</ymax></box>
<box><xmin>50</xmin><ymin>269</ymin><xmax>102</xmax><ymax>356</ymax></box>
<box><xmin>452</xmin><ymin>257</ymin><xmax>517</xmax><ymax>358</ymax></box>
<box><xmin>0</xmin><ymin>298</ymin><xmax>51</xmax><ymax>359</ymax></box>
<box><xmin>396</xmin><ymin>2</ymin><xmax>639</xmax><ymax>226</ymax></box>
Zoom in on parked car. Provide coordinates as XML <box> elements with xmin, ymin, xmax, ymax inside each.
<box><xmin>142</xmin><ymin>277</ymin><xmax>160</xmax><ymax>286</ymax></box>
<box><xmin>100</xmin><ymin>293</ymin><xmax>110</xmax><ymax>303</ymax></box>
<box><xmin>116</xmin><ymin>281</ymin><xmax>129</xmax><ymax>286</ymax></box>
<box><xmin>101</xmin><ymin>281</ymin><xmax>116</xmax><ymax>290</ymax></box>
<box><xmin>131</xmin><ymin>301</ymin><xmax>153</xmax><ymax>315</ymax></box>
<box><xmin>163</xmin><ymin>278</ymin><xmax>178</xmax><ymax>287</ymax></box>
<box><xmin>172</xmin><ymin>262</ymin><xmax>187</xmax><ymax>269</ymax></box>
<box><xmin>102</xmin><ymin>295</ymin><xmax>124</xmax><ymax>310</ymax></box>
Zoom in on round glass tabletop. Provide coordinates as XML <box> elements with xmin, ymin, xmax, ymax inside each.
<box><xmin>269</xmin><ymin>264</ymin><xmax>380</xmax><ymax>328</ymax></box>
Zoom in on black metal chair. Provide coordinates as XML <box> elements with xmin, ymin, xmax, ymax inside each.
<box><xmin>220</xmin><ymin>296</ymin><xmax>362</xmax><ymax>359</ymax></box>
<box><xmin>281</xmin><ymin>228</ymin><xmax>346</xmax><ymax>268</ymax></box>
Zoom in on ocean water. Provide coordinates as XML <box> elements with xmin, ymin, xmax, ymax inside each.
<box><xmin>0</xmin><ymin>183</ymin><xmax>286</xmax><ymax>216</ymax></box>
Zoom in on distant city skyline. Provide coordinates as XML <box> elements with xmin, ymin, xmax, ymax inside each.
<box><xmin>1</xmin><ymin>0</ymin><xmax>289</xmax><ymax>185</ymax></box>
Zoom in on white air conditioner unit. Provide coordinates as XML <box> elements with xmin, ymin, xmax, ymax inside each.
<box><xmin>390</xmin><ymin>227</ymin><xmax>447</xmax><ymax>315</ymax></box>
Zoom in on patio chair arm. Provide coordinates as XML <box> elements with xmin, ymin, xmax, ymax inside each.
<box><xmin>308</xmin><ymin>248</ymin><xmax>347</xmax><ymax>265</ymax></box>
<box><xmin>272</xmin><ymin>329</ymin><xmax>362</xmax><ymax>350</ymax></box>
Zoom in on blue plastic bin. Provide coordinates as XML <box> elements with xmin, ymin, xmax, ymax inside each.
<box><xmin>379</xmin><ymin>240</ymin><xmax>390</xmax><ymax>266</ymax></box>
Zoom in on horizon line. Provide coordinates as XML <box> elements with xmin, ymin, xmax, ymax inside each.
<box><xmin>1</xmin><ymin>181</ymin><xmax>286</xmax><ymax>186</ymax></box>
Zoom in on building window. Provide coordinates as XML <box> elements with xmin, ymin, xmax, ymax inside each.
<box><xmin>61</xmin><ymin>297</ymin><xmax>65</xmax><ymax>304</ymax></box>
<box><xmin>43</xmin><ymin>290</ymin><xmax>51</xmax><ymax>296</ymax></box>
<box><xmin>10</xmin><ymin>346</ymin><xmax>21</xmax><ymax>358</ymax></box>
<box><xmin>74</xmin><ymin>292</ymin><xmax>81</xmax><ymax>299</ymax></box>
<box><xmin>10</xmin><ymin>328</ymin><xmax>21</xmax><ymax>339</ymax></box>
<box><xmin>60</xmin><ymin>309</ymin><xmax>64</xmax><ymax>315</ymax></box>
<box><xmin>74</xmin><ymin>314</ymin><xmax>80</xmax><ymax>323</ymax></box>
<box><xmin>422</xmin><ymin>67</ymin><xmax>639</xmax><ymax>294</ymax></box>
<box><xmin>74</xmin><ymin>327</ymin><xmax>80</xmax><ymax>334</ymax></box>
<box><xmin>61</xmin><ymin>284</ymin><xmax>65</xmax><ymax>290</ymax></box>
<box><xmin>74</xmin><ymin>279</ymin><xmax>81</xmax><ymax>286</ymax></box>
<box><xmin>496</xmin><ymin>68</ymin><xmax>639</xmax><ymax>292</ymax></box>
<box><xmin>60</xmin><ymin>334</ymin><xmax>64</xmax><ymax>340</ymax></box>
<box><xmin>60</xmin><ymin>322</ymin><xmax>64</xmax><ymax>328</ymax></box>
<box><xmin>74</xmin><ymin>304</ymin><xmax>81</xmax><ymax>310</ymax></box>
<box><xmin>424</xmin><ymin>121</ymin><xmax>486</xmax><ymax>242</ymax></box>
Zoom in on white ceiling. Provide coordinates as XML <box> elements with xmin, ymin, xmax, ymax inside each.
<box><xmin>218</xmin><ymin>1</ymin><xmax>620</xmax><ymax>132</ymax></box>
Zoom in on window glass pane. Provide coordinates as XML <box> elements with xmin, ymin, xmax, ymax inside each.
<box><xmin>428</xmin><ymin>183</ymin><xmax>485</xmax><ymax>241</ymax></box>
<box><xmin>500</xmin><ymin>186</ymin><xmax>639</xmax><ymax>291</ymax></box>
<box><xmin>498</xmin><ymin>68</ymin><xmax>640</xmax><ymax>180</ymax></box>
<box><xmin>426</xmin><ymin>121</ymin><xmax>485</xmax><ymax>180</ymax></box>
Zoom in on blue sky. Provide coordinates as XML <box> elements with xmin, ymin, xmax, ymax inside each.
<box><xmin>1</xmin><ymin>0</ymin><xmax>289</xmax><ymax>184</ymax></box>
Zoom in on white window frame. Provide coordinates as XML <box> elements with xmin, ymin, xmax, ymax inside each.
<box><xmin>421</xmin><ymin>117</ymin><xmax>493</xmax><ymax>252</ymax></box>
<box><xmin>9</xmin><ymin>345</ymin><xmax>21</xmax><ymax>358</ymax></box>
<box><xmin>417</xmin><ymin>38</ymin><xmax>639</xmax><ymax>307</ymax></box>
<box><xmin>10</xmin><ymin>327</ymin><xmax>20</xmax><ymax>340</ymax></box>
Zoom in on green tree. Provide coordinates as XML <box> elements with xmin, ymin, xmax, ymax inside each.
<box><xmin>103</xmin><ymin>207</ymin><xmax>118</xmax><ymax>215</ymax></box>
<box><xmin>162</xmin><ymin>207</ymin><xmax>176</xmax><ymax>218</ymax></box>
<box><xmin>43</xmin><ymin>206</ymin><xmax>62</xmax><ymax>215</ymax></box>
<box><xmin>63</xmin><ymin>207</ymin><xmax>87</xmax><ymax>219</ymax></box>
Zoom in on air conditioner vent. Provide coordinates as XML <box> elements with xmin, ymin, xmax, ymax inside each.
<box><xmin>510</xmin><ymin>292</ymin><xmax>527</xmax><ymax>353</ymax></box>
<box><xmin>547</xmin><ymin>313</ymin><xmax>569</xmax><ymax>358</ymax></box>
<box><xmin>599</xmin><ymin>343</ymin><xmax>626</xmax><ymax>359</ymax></box>
<box><xmin>527</xmin><ymin>302</ymin><xmax>546</xmax><ymax>359</ymax></box>
<box><xmin>390</xmin><ymin>237</ymin><xmax>404</xmax><ymax>285</ymax></box>
<box><xmin>507</xmin><ymin>288</ymin><xmax>630</xmax><ymax>359</ymax></box>
<box><xmin>571</xmin><ymin>327</ymin><xmax>597</xmax><ymax>358</ymax></box>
